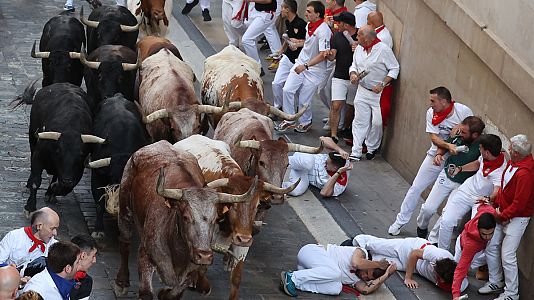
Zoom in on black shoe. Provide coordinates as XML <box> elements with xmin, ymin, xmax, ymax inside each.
<box><xmin>260</xmin><ymin>68</ymin><xmax>265</xmax><ymax>77</ymax></box>
<box><xmin>202</xmin><ymin>9</ymin><xmax>212</xmax><ymax>21</ymax></box>
<box><xmin>260</xmin><ymin>43</ymin><xmax>270</xmax><ymax>51</ymax></box>
<box><xmin>366</xmin><ymin>151</ymin><xmax>376</xmax><ymax>160</ymax></box>
<box><xmin>417</xmin><ymin>227</ymin><xmax>428</xmax><ymax>239</ymax></box>
<box><xmin>258</xmin><ymin>36</ymin><xmax>267</xmax><ymax>44</ymax></box>
<box><xmin>181</xmin><ymin>0</ymin><xmax>199</xmax><ymax>14</ymax></box>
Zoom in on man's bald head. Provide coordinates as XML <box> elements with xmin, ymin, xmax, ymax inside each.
<box><xmin>30</xmin><ymin>207</ymin><xmax>59</xmax><ymax>227</ymax></box>
<box><xmin>31</xmin><ymin>207</ymin><xmax>60</xmax><ymax>244</ymax></box>
<box><xmin>367</xmin><ymin>11</ymin><xmax>384</xmax><ymax>29</ymax></box>
<box><xmin>0</xmin><ymin>266</ymin><xmax>20</xmax><ymax>300</ymax></box>
<box><xmin>357</xmin><ymin>24</ymin><xmax>377</xmax><ymax>45</ymax></box>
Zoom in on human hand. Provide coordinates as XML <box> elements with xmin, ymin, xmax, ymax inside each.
<box><xmin>404</xmin><ymin>277</ymin><xmax>419</xmax><ymax>289</ymax></box>
<box><xmin>377</xmin><ymin>259</ymin><xmax>389</xmax><ymax>270</ymax></box>
<box><xmin>433</xmin><ymin>154</ymin><xmax>444</xmax><ymax>166</ymax></box>
<box><xmin>372</xmin><ymin>84</ymin><xmax>384</xmax><ymax>94</ymax></box>
<box><xmin>350</xmin><ymin>73</ymin><xmax>359</xmax><ymax>84</ymax></box>
<box><xmin>476</xmin><ymin>197</ymin><xmax>491</xmax><ymax>206</ymax></box>
<box><xmin>339</xmin><ymin>149</ymin><xmax>349</xmax><ymax>160</ymax></box>
<box><xmin>447</xmin><ymin>143</ymin><xmax>458</xmax><ymax>155</ymax></box>
<box><xmin>386</xmin><ymin>262</ymin><xmax>397</xmax><ymax>275</ymax></box>
<box><xmin>294</xmin><ymin>65</ymin><xmax>306</xmax><ymax>74</ymax></box>
<box><xmin>351</xmin><ymin>42</ymin><xmax>358</xmax><ymax>52</ymax></box>
<box><xmin>20</xmin><ymin>276</ymin><xmax>30</xmax><ymax>285</ymax></box>
<box><xmin>339</xmin><ymin>162</ymin><xmax>353</xmax><ymax>173</ymax></box>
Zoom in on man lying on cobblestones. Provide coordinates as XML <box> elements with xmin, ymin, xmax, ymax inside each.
<box><xmin>279</xmin><ymin>242</ymin><xmax>395</xmax><ymax>297</ymax></box>
<box><xmin>282</xmin><ymin>136</ymin><xmax>352</xmax><ymax>198</ymax></box>
<box><xmin>0</xmin><ymin>208</ymin><xmax>59</xmax><ymax>275</ymax></box>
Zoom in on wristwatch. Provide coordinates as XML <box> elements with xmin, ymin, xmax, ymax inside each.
<box><xmin>304</xmin><ymin>63</ymin><xmax>309</xmax><ymax>70</ymax></box>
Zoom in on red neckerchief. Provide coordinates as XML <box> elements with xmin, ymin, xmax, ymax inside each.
<box><xmin>482</xmin><ymin>152</ymin><xmax>505</xmax><ymax>177</ymax></box>
<box><xmin>23</xmin><ymin>226</ymin><xmax>45</xmax><ymax>253</ymax></box>
<box><xmin>375</xmin><ymin>25</ymin><xmax>385</xmax><ymax>33</ymax></box>
<box><xmin>307</xmin><ymin>19</ymin><xmax>324</xmax><ymax>36</ymax></box>
<box><xmin>327</xmin><ymin>169</ymin><xmax>348</xmax><ymax>186</ymax></box>
<box><xmin>510</xmin><ymin>153</ymin><xmax>533</xmax><ymax>168</ymax></box>
<box><xmin>436</xmin><ymin>276</ymin><xmax>452</xmax><ymax>293</ymax></box>
<box><xmin>325</xmin><ymin>6</ymin><xmax>347</xmax><ymax>17</ymax></box>
<box><xmin>431</xmin><ymin>101</ymin><xmax>455</xmax><ymax>126</ymax></box>
<box><xmin>342</xmin><ymin>284</ymin><xmax>361</xmax><ymax>296</ymax></box>
<box><xmin>74</xmin><ymin>271</ymin><xmax>87</xmax><ymax>281</ymax></box>
<box><xmin>232</xmin><ymin>1</ymin><xmax>249</xmax><ymax>21</ymax></box>
<box><xmin>362</xmin><ymin>37</ymin><xmax>381</xmax><ymax>52</ymax></box>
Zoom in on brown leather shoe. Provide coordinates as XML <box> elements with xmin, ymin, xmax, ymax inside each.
<box><xmin>476</xmin><ymin>264</ymin><xmax>489</xmax><ymax>281</ymax></box>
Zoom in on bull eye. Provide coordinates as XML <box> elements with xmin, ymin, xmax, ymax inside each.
<box><xmin>259</xmin><ymin>161</ymin><xmax>265</xmax><ymax>167</ymax></box>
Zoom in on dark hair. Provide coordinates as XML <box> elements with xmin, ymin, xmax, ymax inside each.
<box><xmin>461</xmin><ymin>116</ymin><xmax>485</xmax><ymax>136</ymax></box>
<box><xmin>15</xmin><ymin>290</ymin><xmax>44</xmax><ymax>300</ymax></box>
<box><xmin>478</xmin><ymin>212</ymin><xmax>497</xmax><ymax>230</ymax></box>
<box><xmin>479</xmin><ymin>134</ymin><xmax>502</xmax><ymax>157</ymax></box>
<box><xmin>30</xmin><ymin>210</ymin><xmax>45</xmax><ymax>226</ymax></box>
<box><xmin>435</xmin><ymin>258</ymin><xmax>456</xmax><ymax>284</ymax></box>
<box><xmin>71</xmin><ymin>235</ymin><xmax>97</xmax><ymax>252</ymax></box>
<box><xmin>372</xmin><ymin>267</ymin><xmax>387</xmax><ymax>279</ymax></box>
<box><xmin>47</xmin><ymin>241</ymin><xmax>80</xmax><ymax>274</ymax></box>
<box><xmin>283</xmin><ymin>0</ymin><xmax>297</xmax><ymax>13</ymax></box>
<box><xmin>328</xmin><ymin>152</ymin><xmax>347</xmax><ymax>169</ymax></box>
<box><xmin>307</xmin><ymin>1</ymin><xmax>325</xmax><ymax>18</ymax></box>
<box><xmin>429</xmin><ymin>86</ymin><xmax>452</xmax><ymax>102</ymax></box>
<box><xmin>335</xmin><ymin>0</ymin><xmax>345</xmax><ymax>6</ymax></box>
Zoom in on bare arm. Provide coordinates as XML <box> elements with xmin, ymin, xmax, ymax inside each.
<box><xmin>350</xmin><ymin>248</ymin><xmax>389</xmax><ymax>270</ymax></box>
<box><xmin>320</xmin><ymin>163</ymin><xmax>353</xmax><ymax>197</ymax></box>
<box><xmin>404</xmin><ymin>249</ymin><xmax>423</xmax><ymax>288</ymax></box>
<box><xmin>354</xmin><ymin>263</ymin><xmax>397</xmax><ymax>295</ymax></box>
<box><xmin>319</xmin><ymin>136</ymin><xmax>348</xmax><ymax>157</ymax></box>
<box><xmin>430</xmin><ymin>133</ymin><xmax>458</xmax><ymax>155</ymax></box>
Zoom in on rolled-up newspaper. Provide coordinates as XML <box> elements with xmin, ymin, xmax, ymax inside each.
<box><xmin>282</xmin><ymin>33</ymin><xmax>297</xmax><ymax>48</ymax></box>
<box><xmin>343</xmin><ymin>30</ymin><xmax>357</xmax><ymax>45</ymax></box>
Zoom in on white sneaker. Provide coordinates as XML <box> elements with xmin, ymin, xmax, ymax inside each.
<box><xmin>388</xmin><ymin>222</ymin><xmax>403</xmax><ymax>236</ymax></box>
<box><xmin>322</xmin><ymin>120</ymin><xmax>330</xmax><ymax>131</ymax></box>
<box><xmin>478</xmin><ymin>282</ymin><xmax>504</xmax><ymax>294</ymax></box>
<box><xmin>322</xmin><ymin>117</ymin><xmax>329</xmax><ymax>124</ymax></box>
<box><xmin>494</xmin><ymin>293</ymin><xmax>518</xmax><ymax>300</ymax></box>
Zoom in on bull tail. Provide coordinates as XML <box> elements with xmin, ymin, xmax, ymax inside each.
<box><xmin>100</xmin><ymin>184</ymin><xmax>121</xmax><ymax>216</ymax></box>
<box><xmin>10</xmin><ymin>78</ymin><xmax>40</xmax><ymax>109</ymax></box>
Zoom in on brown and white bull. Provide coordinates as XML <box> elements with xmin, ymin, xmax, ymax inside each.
<box><xmin>174</xmin><ymin>135</ymin><xmax>298</xmax><ymax>300</ymax></box>
<box><xmin>127</xmin><ymin>0</ymin><xmax>172</xmax><ymax>37</ymax></box>
<box><xmin>214</xmin><ymin>109</ymin><xmax>322</xmax><ymax>204</ymax></box>
<box><xmin>136</xmin><ymin>36</ymin><xmax>182</xmax><ymax>62</ymax></box>
<box><xmin>114</xmin><ymin>140</ymin><xmax>257</xmax><ymax>299</ymax></box>
<box><xmin>138</xmin><ymin>48</ymin><xmax>221</xmax><ymax>142</ymax></box>
<box><xmin>201</xmin><ymin>45</ymin><xmax>306</xmax><ymax>128</ymax></box>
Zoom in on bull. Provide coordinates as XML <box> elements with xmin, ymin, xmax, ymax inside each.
<box><xmin>214</xmin><ymin>108</ymin><xmax>322</xmax><ymax>204</ymax></box>
<box><xmin>80</xmin><ymin>5</ymin><xmax>139</xmax><ymax>54</ymax></box>
<box><xmin>80</xmin><ymin>45</ymin><xmax>139</xmax><ymax>103</ymax></box>
<box><xmin>86</xmin><ymin>94</ymin><xmax>150</xmax><ymax>238</ymax></box>
<box><xmin>138</xmin><ymin>48</ymin><xmax>221</xmax><ymax>142</ymax></box>
<box><xmin>201</xmin><ymin>45</ymin><xmax>306</xmax><ymax>128</ymax></box>
<box><xmin>114</xmin><ymin>140</ymin><xmax>257</xmax><ymax>299</ymax></box>
<box><xmin>30</xmin><ymin>14</ymin><xmax>85</xmax><ymax>87</ymax></box>
<box><xmin>136</xmin><ymin>36</ymin><xmax>182</xmax><ymax>62</ymax></box>
<box><xmin>14</xmin><ymin>83</ymin><xmax>105</xmax><ymax>217</ymax></box>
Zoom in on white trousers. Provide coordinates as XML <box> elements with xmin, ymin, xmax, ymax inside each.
<box><xmin>187</xmin><ymin>0</ymin><xmax>210</xmax><ymax>10</ymax></box>
<box><xmin>292</xmin><ymin>244</ymin><xmax>342</xmax><ymax>295</ymax></box>
<box><xmin>485</xmin><ymin>217</ymin><xmax>530</xmax><ymax>296</ymax></box>
<box><xmin>272</xmin><ymin>55</ymin><xmax>294</xmax><ymax>109</ymax></box>
<box><xmin>242</xmin><ymin>11</ymin><xmax>281</xmax><ymax>64</ymax></box>
<box><xmin>282</xmin><ymin>153</ymin><xmax>314</xmax><ymax>196</ymax></box>
<box><xmin>283</xmin><ymin>68</ymin><xmax>321</xmax><ymax>125</ymax></box>
<box><xmin>435</xmin><ymin>190</ymin><xmax>477</xmax><ymax>250</ymax></box>
<box><xmin>394</xmin><ymin>154</ymin><xmax>444</xmax><ymax>225</ymax></box>
<box><xmin>317</xmin><ymin>62</ymin><xmax>335</xmax><ymax>109</ymax></box>
<box><xmin>350</xmin><ymin>87</ymin><xmax>382</xmax><ymax>156</ymax></box>
<box><xmin>416</xmin><ymin>170</ymin><xmax>461</xmax><ymax>230</ymax></box>
<box><xmin>222</xmin><ymin>0</ymin><xmax>246</xmax><ymax>47</ymax></box>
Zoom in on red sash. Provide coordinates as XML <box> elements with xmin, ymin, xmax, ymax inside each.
<box><xmin>362</xmin><ymin>37</ymin><xmax>381</xmax><ymax>52</ymax></box>
<box><xmin>24</xmin><ymin>226</ymin><xmax>45</xmax><ymax>253</ymax></box>
<box><xmin>431</xmin><ymin>101</ymin><xmax>455</xmax><ymax>126</ymax></box>
<box><xmin>232</xmin><ymin>1</ymin><xmax>249</xmax><ymax>21</ymax></box>
<box><xmin>482</xmin><ymin>152</ymin><xmax>505</xmax><ymax>177</ymax></box>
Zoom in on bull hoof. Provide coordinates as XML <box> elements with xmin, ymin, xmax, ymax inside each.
<box><xmin>91</xmin><ymin>231</ymin><xmax>105</xmax><ymax>239</ymax></box>
<box><xmin>112</xmin><ymin>282</ymin><xmax>128</xmax><ymax>296</ymax></box>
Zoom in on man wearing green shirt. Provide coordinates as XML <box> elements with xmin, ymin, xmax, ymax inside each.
<box><xmin>416</xmin><ymin>116</ymin><xmax>485</xmax><ymax>239</ymax></box>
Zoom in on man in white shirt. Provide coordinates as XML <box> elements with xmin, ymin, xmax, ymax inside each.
<box><xmin>388</xmin><ymin>87</ymin><xmax>473</xmax><ymax>236</ymax></box>
<box><xmin>0</xmin><ymin>207</ymin><xmax>59</xmax><ymax>272</ymax></box>
<box><xmin>353</xmin><ymin>0</ymin><xmax>375</xmax><ymax>29</ymax></box>
<box><xmin>0</xmin><ymin>266</ymin><xmax>20</xmax><ymax>300</ymax></box>
<box><xmin>367</xmin><ymin>11</ymin><xmax>392</xmax><ymax>49</ymax></box>
<box><xmin>275</xmin><ymin>1</ymin><xmax>332</xmax><ymax>133</ymax></box>
<box><xmin>23</xmin><ymin>241</ymin><xmax>81</xmax><ymax>300</ymax></box>
<box><xmin>348</xmin><ymin>25</ymin><xmax>399</xmax><ymax>161</ymax></box>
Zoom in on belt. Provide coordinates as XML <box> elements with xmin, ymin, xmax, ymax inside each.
<box><xmin>358</xmin><ymin>83</ymin><xmax>374</xmax><ymax>92</ymax></box>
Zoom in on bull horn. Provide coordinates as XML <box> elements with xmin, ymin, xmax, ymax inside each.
<box><xmin>37</xmin><ymin>131</ymin><xmax>61</xmax><ymax>140</ymax></box>
<box><xmin>206</xmin><ymin>178</ymin><xmax>229</xmax><ymax>189</ymax></box>
<box><xmin>197</xmin><ymin>104</ymin><xmax>223</xmax><ymax>114</ymax></box>
<box><xmin>80</xmin><ymin>49</ymin><xmax>100</xmax><ymax>70</ymax></box>
<box><xmin>87</xmin><ymin>157</ymin><xmax>111</xmax><ymax>169</ymax></box>
<box><xmin>228</xmin><ymin>102</ymin><xmax>242</xmax><ymax>110</ymax></box>
<box><xmin>156</xmin><ymin>168</ymin><xmax>183</xmax><ymax>200</ymax></box>
<box><xmin>269</xmin><ymin>103</ymin><xmax>309</xmax><ymax>121</ymax></box>
<box><xmin>122</xmin><ymin>55</ymin><xmax>141</xmax><ymax>71</ymax></box>
<box><xmin>235</xmin><ymin>140</ymin><xmax>260</xmax><ymax>150</ymax></box>
<box><xmin>81</xmin><ymin>134</ymin><xmax>106</xmax><ymax>144</ymax></box>
<box><xmin>31</xmin><ymin>41</ymin><xmax>50</xmax><ymax>59</ymax></box>
<box><xmin>80</xmin><ymin>6</ymin><xmax>100</xmax><ymax>28</ymax></box>
<box><xmin>120</xmin><ymin>23</ymin><xmax>139</xmax><ymax>33</ymax></box>
<box><xmin>69</xmin><ymin>52</ymin><xmax>81</xmax><ymax>59</ymax></box>
<box><xmin>263</xmin><ymin>178</ymin><xmax>301</xmax><ymax>194</ymax></box>
<box><xmin>145</xmin><ymin>109</ymin><xmax>168</xmax><ymax>123</ymax></box>
<box><xmin>287</xmin><ymin>141</ymin><xmax>323</xmax><ymax>154</ymax></box>
<box><xmin>216</xmin><ymin>176</ymin><xmax>258</xmax><ymax>204</ymax></box>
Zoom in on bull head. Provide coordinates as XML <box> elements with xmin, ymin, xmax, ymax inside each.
<box><xmin>79</xmin><ymin>49</ymin><xmax>140</xmax><ymax>71</ymax></box>
<box><xmin>30</xmin><ymin>41</ymin><xmax>80</xmax><ymax>59</ymax></box>
<box><xmin>80</xmin><ymin>6</ymin><xmax>139</xmax><ymax>32</ymax></box>
<box><xmin>156</xmin><ymin>168</ymin><xmax>258</xmax><ymax>204</ymax></box>
<box><xmin>87</xmin><ymin>157</ymin><xmax>111</xmax><ymax>168</ymax></box>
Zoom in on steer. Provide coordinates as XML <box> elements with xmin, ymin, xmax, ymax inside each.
<box><xmin>86</xmin><ymin>94</ymin><xmax>150</xmax><ymax>238</ymax></box>
<box><xmin>201</xmin><ymin>45</ymin><xmax>305</xmax><ymax>128</ymax></box>
<box><xmin>81</xmin><ymin>45</ymin><xmax>139</xmax><ymax>103</ymax></box>
<box><xmin>136</xmin><ymin>36</ymin><xmax>182</xmax><ymax>62</ymax></box>
<box><xmin>31</xmin><ymin>15</ymin><xmax>85</xmax><ymax>87</ymax></box>
<box><xmin>14</xmin><ymin>83</ymin><xmax>105</xmax><ymax>217</ymax></box>
<box><xmin>138</xmin><ymin>48</ymin><xmax>221</xmax><ymax>142</ymax></box>
<box><xmin>114</xmin><ymin>140</ymin><xmax>257</xmax><ymax>299</ymax></box>
<box><xmin>80</xmin><ymin>5</ymin><xmax>139</xmax><ymax>54</ymax></box>
<box><xmin>214</xmin><ymin>109</ymin><xmax>322</xmax><ymax>204</ymax></box>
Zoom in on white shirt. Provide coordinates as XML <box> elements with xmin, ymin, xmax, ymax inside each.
<box><xmin>417</xmin><ymin>244</ymin><xmax>454</xmax><ymax>283</ymax></box>
<box><xmin>425</xmin><ymin>103</ymin><xmax>473</xmax><ymax>156</ymax></box>
<box><xmin>349</xmin><ymin>42</ymin><xmax>399</xmax><ymax>90</ymax></box>
<box><xmin>376</xmin><ymin>25</ymin><xmax>393</xmax><ymax>49</ymax></box>
<box><xmin>295</xmin><ymin>22</ymin><xmax>331</xmax><ymax>81</ymax></box>
<box><xmin>503</xmin><ymin>163</ymin><xmax>518</xmax><ymax>188</ymax></box>
<box><xmin>326</xmin><ymin>244</ymin><xmax>369</xmax><ymax>284</ymax></box>
<box><xmin>0</xmin><ymin>228</ymin><xmax>57</xmax><ymax>270</ymax></box>
<box><xmin>458</xmin><ymin>156</ymin><xmax>507</xmax><ymax>198</ymax></box>
<box><xmin>354</xmin><ymin>1</ymin><xmax>376</xmax><ymax>28</ymax></box>
<box><xmin>308</xmin><ymin>154</ymin><xmax>350</xmax><ymax>197</ymax></box>
<box><xmin>22</xmin><ymin>269</ymin><xmax>64</xmax><ymax>300</ymax></box>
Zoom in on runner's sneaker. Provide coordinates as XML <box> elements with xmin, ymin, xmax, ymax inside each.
<box><xmin>322</xmin><ymin>117</ymin><xmax>329</xmax><ymax>124</ymax></box>
<box><xmin>181</xmin><ymin>0</ymin><xmax>199</xmax><ymax>14</ymax></box>
<box><xmin>63</xmin><ymin>5</ymin><xmax>75</xmax><ymax>12</ymax></box>
<box><xmin>388</xmin><ymin>221</ymin><xmax>404</xmax><ymax>236</ymax></box>
<box><xmin>294</xmin><ymin>123</ymin><xmax>312</xmax><ymax>133</ymax></box>
<box><xmin>202</xmin><ymin>9</ymin><xmax>212</xmax><ymax>21</ymax></box>
<box><xmin>478</xmin><ymin>281</ymin><xmax>504</xmax><ymax>294</ymax></box>
<box><xmin>275</xmin><ymin>121</ymin><xmax>296</xmax><ymax>132</ymax></box>
<box><xmin>366</xmin><ymin>151</ymin><xmax>376</xmax><ymax>160</ymax></box>
<box><xmin>268</xmin><ymin>60</ymin><xmax>279</xmax><ymax>71</ymax></box>
<box><xmin>494</xmin><ymin>293</ymin><xmax>518</xmax><ymax>300</ymax></box>
<box><xmin>280</xmin><ymin>271</ymin><xmax>297</xmax><ymax>297</ymax></box>
<box><xmin>322</xmin><ymin>120</ymin><xmax>330</xmax><ymax>131</ymax></box>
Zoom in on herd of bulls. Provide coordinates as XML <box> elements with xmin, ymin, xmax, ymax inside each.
<box><xmin>13</xmin><ymin>4</ymin><xmax>323</xmax><ymax>300</ymax></box>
